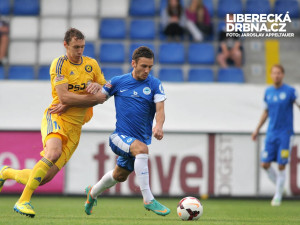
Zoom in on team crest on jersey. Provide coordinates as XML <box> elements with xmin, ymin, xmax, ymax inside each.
<box><xmin>279</xmin><ymin>92</ymin><xmax>286</xmax><ymax>100</ymax></box>
<box><xmin>55</xmin><ymin>74</ymin><xmax>64</xmax><ymax>82</ymax></box>
<box><xmin>69</xmin><ymin>71</ymin><xmax>74</xmax><ymax>75</ymax></box>
<box><xmin>85</xmin><ymin>65</ymin><xmax>93</xmax><ymax>72</ymax></box>
<box><xmin>143</xmin><ymin>87</ymin><xmax>151</xmax><ymax>95</ymax></box>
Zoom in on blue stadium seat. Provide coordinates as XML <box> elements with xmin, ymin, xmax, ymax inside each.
<box><xmin>130</xmin><ymin>19</ymin><xmax>155</xmax><ymax>40</ymax></box>
<box><xmin>159</xmin><ymin>68</ymin><xmax>184</xmax><ymax>82</ymax></box>
<box><xmin>83</xmin><ymin>42</ymin><xmax>96</xmax><ymax>59</ymax></box>
<box><xmin>274</xmin><ymin>0</ymin><xmax>299</xmax><ymax>18</ymax></box>
<box><xmin>38</xmin><ymin>66</ymin><xmax>50</xmax><ymax>80</ymax></box>
<box><xmin>100</xmin><ymin>43</ymin><xmax>125</xmax><ymax>63</ymax></box>
<box><xmin>0</xmin><ymin>0</ymin><xmax>10</xmax><ymax>15</ymax></box>
<box><xmin>159</xmin><ymin>43</ymin><xmax>185</xmax><ymax>64</ymax></box>
<box><xmin>8</xmin><ymin>66</ymin><xmax>35</xmax><ymax>80</ymax></box>
<box><xmin>13</xmin><ymin>0</ymin><xmax>40</xmax><ymax>15</ymax></box>
<box><xmin>217</xmin><ymin>68</ymin><xmax>245</xmax><ymax>83</ymax></box>
<box><xmin>100</xmin><ymin>19</ymin><xmax>126</xmax><ymax>39</ymax></box>
<box><xmin>246</xmin><ymin>0</ymin><xmax>271</xmax><ymax>14</ymax></box>
<box><xmin>102</xmin><ymin>67</ymin><xmax>123</xmax><ymax>80</ymax></box>
<box><xmin>129</xmin><ymin>43</ymin><xmax>155</xmax><ymax>61</ymax></box>
<box><xmin>218</xmin><ymin>0</ymin><xmax>243</xmax><ymax>18</ymax></box>
<box><xmin>203</xmin><ymin>0</ymin><xmax>214</xmax><ymax>17</ymax></box>
<box><xmin>130</xmin><ymin>0</ymin><xmax>155</xmax><ymax>16</ymax></box>
<box><xmin>188</xmin><ymin>43</ymin><xmax>215</xmax><ymax>64</ymax></box>
<box><xmin>188</xmin><ymin>68</ymin><xmax>214</xmax><ymax>82</ymax></box>
<box><xmin>0</xmin><ymin>67</ymin><xmax>5</xmax><ymax>79</ymax></box>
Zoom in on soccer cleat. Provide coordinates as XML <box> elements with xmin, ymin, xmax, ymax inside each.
<box><xmin>84</xmin><ymin>185</ymin><xmax>97</xmax><ymax>215</ymax></box>
<box><xmin>144</xmin><ymin>199</ymin><xmax>170</xmax><ymax>216</ymax></box>
<box><xmin>0</xmin><ymin>166</ymin><xmax>9</xmax><ymax>193</ymax></box>
<box><xmin>271</xmin><ymin>197</ymin><xmax>281</xmax><ymax>206</ymax></box>
<box><xmin>14</xmin><ymin>201</ymin><xmax>35</xmax><ymax>218</ymax></box>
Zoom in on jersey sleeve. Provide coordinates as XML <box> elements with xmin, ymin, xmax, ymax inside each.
<box><xmin>92</xmin><ymin>59</ymin><xmax>107</xmax><ymax>85</ymax></box>
<box><xmin>102</xmin><ymin>76</ymin><xmax>119</xmax><ymax>98</ymax></box>
<box><xmin>50</xmin><ymin>56</ymin><xmax>69</xmax><ymax>86</ymax></box>
<box><xmin>153</xmin><ymin>79</ymin><xmax>167</xmax><ymax>103</ymax></box>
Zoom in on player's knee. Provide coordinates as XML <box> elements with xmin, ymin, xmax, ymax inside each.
<box><xmin>278</xmin><ymin>164</ymin><xmax>286</xmax><ymax>171</ymax></box>
<box><xmin>114</xmin><ymin>174</ymin><xmax>128</xmax><ymax>182</ymax></box>
<box><xmin>45</xmin><ymin>147</ymin><xmax>62</xmax><ymax>163</ymax></box>
<box><xmin>131</xmin><ymin>141</ymin><xmax>148</xmax><ymax>156</ymax></box>
<box><xmin>261</xmin><ymin>163</ymin><xmax>270</xmax><ymax>170</ymax></box>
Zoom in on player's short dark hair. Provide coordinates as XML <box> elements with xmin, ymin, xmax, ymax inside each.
<box><xmin>132</xmin><ymin>46</ymin><xmax>154</xmax><ymax>62</ymax></box>
<box><xmin>64</xmin><ymin>28</ymin><xmax>85</xmax><ymax>45</ymax></box>
<box><xmin>271</xmin><ymin>64</ymin><xmax>285</xmax><ymax>74</ymax></box>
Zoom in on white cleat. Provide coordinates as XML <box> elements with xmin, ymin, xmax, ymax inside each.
<box><xmin>271</xmin><ymin>197</ymin><xmax>281</xmax><ymax>206</ymax></box>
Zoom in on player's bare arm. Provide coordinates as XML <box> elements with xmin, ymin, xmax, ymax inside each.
<box><xmin>55</xmin><ymin>83</ymin><xmax>106</xmax><ymax>107</ymax></box>
<box><xmin>153</xmin><ymin>101</ymin><xmax>165</xmax><ymax>141</ymax></box>
<box><xmin>86</xmin><ymin>82</ymin><xmax>102</xmax><ymax>95</ymax></box>
<box><xmin>252</xmin><ymin>109</ymin><xmax>268</xmax><ymax>141</ymax></box>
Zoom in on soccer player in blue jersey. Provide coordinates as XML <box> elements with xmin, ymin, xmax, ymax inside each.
<box><xmin>84</xmin><ymin>46</ymin><xmax>170</xmax><ymax>216</ymax></box>
<box><xmin>252</xmin><ymin>64</ymin><xmax>300</xmax><ymax>206</ymax></box>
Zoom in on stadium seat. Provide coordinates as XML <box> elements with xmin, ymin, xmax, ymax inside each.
<box><xmin>9</xmin><ymin>42</ymin><xmax>37</xmax><ymax>65</ymax></box>
<box><xmin>13</xmin><ymin>0</ymin><xmax>39</xmax><ymax>15</ymax></box>
<box><xmin>0</xmin><ymin>0</ymin><xmax>10</xmax><ymax>15</ymax></box>
<box><xmin>10</xmin><ymin>17</ymin><xmax>39</xmax><ymax>40</ymax></box>
<box><xmin>41</xmin><ymin>0</ymin><xmax>69</xmax><ymax>16</ymax></box>
<box><xmin>129</xmin><ymin>0</ymin><xmax>156</xmax><ymax>16</ymax></box>
<box><xmin>100</xmin><ymin>43</ymin><xmax>125</xmax><ymax>63</ymax></box>
<box><xmin>83</xmin><ymin>42</ymin><xmax>96</xmax><ymax>59</ymax></box>
<box><xmin>217</xmin><ymin>68</ymin><xmax>245</xmax><ymax>83</ymax></box>
<box><xmin>39</xmin><ymin>41</ymin><xmax>65</xmax><ymax>65</ymax></box>
<box><xmin>159</xmin><ymin>68</ymin><xmax>184</xmax><ymax>82</ymax></box>
<box><xmin>246</xmin><ymin>0</ymin><xmax>271</xmax><ymax>14</ymax></box>
<box><xmin>274</xmin><ymin>0</ymin><xmax>300</xmax><ymax>18</ymax></box>
<box><xmin>159</xmin><ymin>43</ymin><xmax>185</xmax><ymax>64</ymax></box>
<box><xmin>100</xmin><ymin>19</ymin><xmax>126</xmax><ymax>39</ymax></box>
<box><xmin>38</xmin><ymin>66</ymin><xmax>50</xmax><ymax>80</ymax></box>
<box><xmin>40</xmin><ymin>18</ymin><xmax>68</xmax><ymax>40</ymax></box>
<box><xmin>0</xmin><ymin>67</ymin><xmax>5</xmax><ymax>79</ymax></box>
<box><xmin>102</xmin><ymin>67</ymin><xmax>123</xmax><ymax>80</ymax></box>
<box><xmin>70</xmin><ymin>18</ymin><xmax>98</xmax><ymax>41</ymax></box>
<box><xmin>130</xmin><ymin>20</ymin><xmax>155</xmax><ymax>40</ymax></box>
<box><xmin>8</xmin><ymin>66</ymin><xmax>35</xmax><ymax>80</ymax></box>
<box><xmin>100</xmin><ymin>0</ymin><xmax>129</xmax><ymax>18</ymax></box>
<box><xmin>129</xmin><ymin>43</ymin><xmax>155</xmax><ymax>61</ymax></box>
<box><xmin>188</xmin><ymin>68</ymin><xmax>214</xmax><ymax>82</ymax></box>
<box><xmin>218</xmin><ymin>0</ymin><xmax>243</xmax><ymax>18</ymax></box>
<box><xmin>71</xmin><ymin>0</ymin><xmax>98</xmax><ymax>17</ymax></box>
<box><xmin>203</xmin><ymin>0</ymin><xmax>214</xmax><ymax>17</ymax></box>
<box><xmin>188</xmin><ymin>43</ymin><xmax>215</xmax><ymax>64</ymax></box>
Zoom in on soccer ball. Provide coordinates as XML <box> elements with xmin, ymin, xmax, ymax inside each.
<box><xmin>177</xmin><ymin>196</ymin><xmax>203</xmax><ymax>221</ymax></box>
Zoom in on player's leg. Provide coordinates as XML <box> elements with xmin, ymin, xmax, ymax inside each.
<box><xmin>130</xmin><ymin>140</ymin><xmax>170</xmax><ymax>216</ymax></box>
<box><xmin>14</xmin><ymin>136</ymin><xmax>61</xmax><ymax>217</ymax></box>
<box><xmin>261</xmin><ymin>136</ymin><xmax>277</xmax><ymax>185</ymax></box>
<box><xmin>271</xmin><ymin>134</ymin><xmax>293</xmax><ymax>206</ymax></box>
<box><xmin>85</xmin><ymin>165</ymin><xmax>129</xmax><ymax>215</ymax></box>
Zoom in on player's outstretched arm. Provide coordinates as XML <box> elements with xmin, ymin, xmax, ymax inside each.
<box><xmin>153</xmin><ymin>101</ymin><xmax>165</xmax><ymax>140</ymax></box>
<box><xmin>252</xmin><ymin>109</ymin><xmax>268</xmax><ymax>141</ymax></box>
<box><xmin>55</xmin><ymin>83</ymin><xmax>107</xmax><ymax>107</ymax></box>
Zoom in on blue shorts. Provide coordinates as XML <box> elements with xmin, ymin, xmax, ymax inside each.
<box><xmin>109</xmin><ymin>133</ymin><xmax>136</xmax><ymax>172</ymax></box>
<box><xmin>261</xmin><ymin>132</ymin><xmax>294</xmax><ymax>165</ymax></box>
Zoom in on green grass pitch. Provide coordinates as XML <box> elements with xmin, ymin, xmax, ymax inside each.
<box><xmin>0</xmin><ymin>196</ymin><xmax>300</xmax><ymax>225</ymax></box>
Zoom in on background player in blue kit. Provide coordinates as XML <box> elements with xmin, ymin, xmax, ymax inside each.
<box><xmin>252</xmin><ymin>64</ymin><xmax>300</xmax><ymax>206</ymax></box>
<box><xmin>84</xmin><ymin>46</ymin><xmax>170</xmax><ymax>216</ymax></box>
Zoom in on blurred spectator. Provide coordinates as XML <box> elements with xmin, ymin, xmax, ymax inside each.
<box><xmin>0</xmin><ymin>16</ymin><xmax>9</xmax><ymax>66</ymax></box>
<box><xmin>161</xmin><ymin>0</ymin><xmax>185</xmax><ymax>41</ymax></box>
<box><xmin>217</xmin><ymin>14</ymin><xmax>242</xmax><ymax>68</ymax></box>
<box><xmin>185</xmin><ymin>0</ymin><xmax>212</xmax><ymax>42</ymax></box>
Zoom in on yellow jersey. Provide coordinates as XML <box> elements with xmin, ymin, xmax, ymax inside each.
<box><xmin>48</xmin><ymin>55</ymin><xmax>106</xmax><ymax>125</ymax></box>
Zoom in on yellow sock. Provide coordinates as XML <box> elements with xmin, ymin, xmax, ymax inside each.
<box><xmin>18</xmin><ymin>157</ymin><xmax>53</xmax><ymax>203</ymax></box>
<box><xmin>3</xmin><ymin>168</ymin><xmax>31</xmax><ymax>185</ymax></box>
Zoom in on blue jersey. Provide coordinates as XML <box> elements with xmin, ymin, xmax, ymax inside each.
<box><xmin>102</xmin><ymin>73</ymin><xmax>167</xmax><ymax>145</ymax></box>
<box><xmin>264</xmin><ymin>84</ymin><xmax>297</xmax><ymax>134</ymax></box>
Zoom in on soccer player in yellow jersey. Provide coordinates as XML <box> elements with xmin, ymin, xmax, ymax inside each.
<box><xmin>0</xmin><ymin>28</ymin><xmax>106</xmax><ymax>218</ymax></box>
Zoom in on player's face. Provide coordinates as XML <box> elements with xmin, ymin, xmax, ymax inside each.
<box><xmin>64</xmin><ymin>37</ymin><xmax>85</xmax><ymax>64</ymax></box>
<box><xmin>132</xmin><ymin>57</ymin><xmax>154</xmax><ymax>81</ymax></box>
<box><xmin>271</xmin><ymin>66</ymin><xmax>284</xmax><ymax>87</ymax></box>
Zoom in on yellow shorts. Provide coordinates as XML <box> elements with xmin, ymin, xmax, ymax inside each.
<box><xmin>40</xmin><ymin>109</ymin><xmax>82</xmax><ymax>170</ymax></box>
